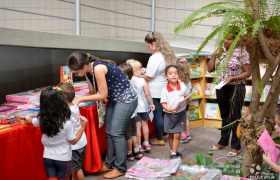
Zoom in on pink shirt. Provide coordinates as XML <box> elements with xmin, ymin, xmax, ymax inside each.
<box><xmin>215</xmin><ymin>47</ymin><xmax>250</xmax><ymax>85</ymax></box>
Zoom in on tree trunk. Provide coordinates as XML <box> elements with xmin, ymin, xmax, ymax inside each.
<box><xmin>242</xmin><ymin>147</ymin><xmax>263</xmax><ymax>178</ymax></box>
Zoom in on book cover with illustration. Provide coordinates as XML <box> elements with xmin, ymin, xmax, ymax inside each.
<box><xmin>204</xmin><ymin>103</ymin><xmax>221</xmax><ymax>120</ymax></box>
<box><xmin>257</xmin><ymin>130</ymin><xmax>280</xmax><ymax>163</ymax></box>
<box><xmin>204</xmin><ymin>83</ymin><xmax>216</xmax><ymax>99</ymax></box>
<box><xmin>187</xmin><ymin>59</ymin><xmax>202</xmax><ymax>78</ymax></box>
<box><xmin>60</xmin><ymin>66</ymin><xmax>73</xmax><ymax>83</ymax></box>
<box><xmin>188</xmin><ymin>99</ymin><xmax>201</xmax><ymax>120</ymax></box>
<box><xmin>191</xmin><ymin>80</ymin><xmax>203</xmax><ymax>99</ymax></box>
<box><xmin>244</xmin><ymin>86</ymin><xmax>252</xmax><ymax>101</ymax></box>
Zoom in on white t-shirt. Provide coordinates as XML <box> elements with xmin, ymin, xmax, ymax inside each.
<box><xmin>146</xmin><ymin>52</ymin><xmax>167</xmax><ymax>98</ymax></box>
<box><xmin>70</xmin><ymin>104</ymin><xmax>87</xmax><ymax>150</ymax></box>
<box><xmin>32</xmin><ymin>118</ymin><xmax>75</xmax><ymax>161</ymax></box>
<box><xmin>160</xmin><ymin>81</ymin><xmax>189</xmax><ymax>113</ymax></box>
<box><xmin>131</xmin><ymin>76</ymin><xmax>149</xmax><ymax>113</ymax></box>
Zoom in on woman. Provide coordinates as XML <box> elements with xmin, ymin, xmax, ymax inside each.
<box><xmin>140</xmin><ymin>31</ymin><xmax>177</xmax><ymax>146</ymax></box>
<box><xmin>208</xmin><ymin>32</ymin><xmax>251</xmax><ymax>157</ymax></box>
<box><xmin>68</xmin><ymin>52</ymin><xmax>138</xmax><ymax>179</ymax></box>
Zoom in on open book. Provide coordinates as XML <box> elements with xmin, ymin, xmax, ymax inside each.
<box><xmin>175</xmin><ymin>92</ymin><xmax>195</xmax><ymax>111</ymax></box>
<box><xmin>257</xmin><ymin>130</ymin><xmax>280</xmax><ymax>163</ymax></box>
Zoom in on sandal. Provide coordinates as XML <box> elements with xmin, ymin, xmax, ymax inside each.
<box><xmin>227</xmin><ymin>150</ymin><xmax>240</xmax><ymax>157</ymax></box>
<box><xmin>210</xmin><ymin>144</ymin><xmax>226</xmax><ymax>151</ymax></box>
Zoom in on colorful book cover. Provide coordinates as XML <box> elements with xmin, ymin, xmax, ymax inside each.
<box><xmin>244</xmin><ymin>86</ymin><xmax>252</xmax><ymax>101</ymax></box>
<box><xmin>260</xmin><ymin>83</ymin><xmax>271</xmax><ymax>102</ymax></box>
<box><xmin>60</xmin><ymin>66</ymin><xmax>73</xmax><ymax>83</ymax></box>
<box><xmin>191</xmin><ymin>80</ymin><xmax>203</xmax><ymax>99</ymax></box>
<box><xmin>188</xmin><ymin>59</ymin><xmax>202</xmax><ymax>78</ymax></box>
<box><xmin>257</xmin><ymin>130</ymin><xmax>280</xmax><ymax>163</ymax></box>
<box><xmin>204</xmin><ymin>83</ymin><xmax>216</xmax><ymax>99</ymax></box>
<box><xmin>241</xmin><ymin>106</ymin><xmax>250</xmax><ymax>116</ymax></box>
<box><xmin>188</xmin><ymin>100</ymin><xmax>201</xmax><ymax>120</ymax></box>
<box><xmin>204</xmin><ymin>103</ymin><xmax>221</xmax><ymax>120</ymax></box>
<box><xmin>175</xmin><ymin>165</ymin><xmax>222</xmax><ymax>180</ymax></box>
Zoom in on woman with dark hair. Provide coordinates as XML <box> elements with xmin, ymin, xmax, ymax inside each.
<box><xmin>208</xmin><ymin>30</ymin><xmax>251</xmax><ymax>157</ymax></box>
<box><xmin>25</xmin><ymin>86</ymin><xmax>88</xmax><ymax>180</ymax></box>
<box><xmin>67</xmin><ymin>52</ymin><xmax>138</xmax><ymax>179</ymax></box>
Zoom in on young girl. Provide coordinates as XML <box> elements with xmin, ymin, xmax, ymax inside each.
<box><xmin>262</xmin><ymin>109</ymin><xmax>280</xmax><ymax>172</ymax></box>
<box><xmin>160</xmin><ymin>65</ymin><xmax>191</xmax><ymax>159</ymax></box>
<box><xmin>126</xmin><ymin>59</ymin><xmax>155</xmax><ymax>152</ymax></box>
<box><xmin>57</xmin><ymin>83</ymin><xmax>87</xmax><ymax>180</ymax></box>
<box><xmin>25</xmin><ymin>86</ymin><xmax>88</xmax><ymax>180</ymax></box>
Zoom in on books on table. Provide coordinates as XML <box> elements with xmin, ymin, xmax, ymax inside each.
<box><xmin>257</xmin><ymin>130</ymin><xmax>280</xmax><ymax>163</ymax></box>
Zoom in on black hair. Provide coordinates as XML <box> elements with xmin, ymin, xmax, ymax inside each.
<box><xmin>68</xmin><ymin>52</ymin><xmax>116</xmax><ymax>71</ymax></box>
<box><xmin>165</xmin><ymin>64</ymin><xmax>179</xmax><ymax>75</ymax></box>
<box><xmin>38</xmin><ymin>86</ymin><xmax>71</xmax><ymax>137</ymax></box>
<box><xmin>57</xmin><ymin>82</ymin><xmax>75</xmax><ymax>103</ymax></box>
<box><xmin>118</xmin><ymin>63</ymin><xmax>133</xmax><ymax>80</ymax></box>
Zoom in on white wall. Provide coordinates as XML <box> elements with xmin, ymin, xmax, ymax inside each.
<box><xmin>0</xmin><ymin>0</ymin><xmax>225</xmax><ymax>40</ymax></box>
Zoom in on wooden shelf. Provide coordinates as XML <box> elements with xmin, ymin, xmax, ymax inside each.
<box><xmin>204</xmin><ymin>119</ymin><xmax>222</xmax><ymax>128</ymax></box>
<box><xmin>189</xmin><ymin>119</ymin><xmax>204</xmax><ymax>128</ymax></box>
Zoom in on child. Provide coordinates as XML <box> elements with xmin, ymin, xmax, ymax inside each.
<box><xmin>118</xmin><ymin>63</ymin><xmax>143</xmax><ymax>161</ymax></box>
<box><xmin>177</xmin><ymin>58</ymin><xmax>192</xmax><ymax>143</ymax></box>
<box><xmin>160</xmin><ymin>65</ymin><xmax>191</xmax><ymax>159</ymax></box>
<box><xmin>262</xmin><ymin>109</ymin><xmax>280</xmax><ymax>172</ymax></box>
<box><xmin>126</xmin><ymin>59</ymin><xmax>155</xmax><ymax>152</ymax></box>
<box><xmin>58</xmin><ymin>83</ymin><xmax>87</xmax><ymax>180</ymax></box>
<box><xmin>25</xmin><ymin>86</ymin><xmax>88</xmax><ymax>180</ymax></box>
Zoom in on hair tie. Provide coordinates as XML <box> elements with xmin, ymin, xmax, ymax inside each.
<box><xmin>54</xmin><ymin>86</ymin><xmax>62</xmax><ymax>91</ymax></box>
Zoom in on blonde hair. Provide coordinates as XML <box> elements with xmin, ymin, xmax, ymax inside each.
<box><xmin>145</xmin><ymin>31</ymin><xmax>177</xmax><ymax>66</ymax></box>
<box><xmin>126</xmin><ymin>59</ymin><xmax>142</xmax><ymax>73</ymax></box>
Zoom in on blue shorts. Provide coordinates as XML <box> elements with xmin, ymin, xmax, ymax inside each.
<box><xmin>44</xmin><ymin>158</ymin><xmax>71</xmax><ymax>180</ymax></box>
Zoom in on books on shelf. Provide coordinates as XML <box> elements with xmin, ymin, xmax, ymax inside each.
<box><xmin>204</xmin><ymin>83</ymin><xmax>216</xmax><ymax>99</ymax></box>
<box><xmin>257</xmin><ymin>130</ymin><xmax>280</xmax><ymax>163</ymax></box>
<box><xmin>241</xmin><ymin>106</ymin><xmax>250</xmax><ymax>116</ymax></box>
<box><xmin>191</xmin><ymin>80</ymin><xmax>203</xmax><ymax>99</ymax></box>
<box><xmin>244</xmin><ymin>86</ymin><xmax>252</xmax><ymax>101</ymax></box>
<box><xmin>188</xmin><ymin>99</ymin><xmax>201</xmax><ymax>120</ymax></box>
<box><xmin>188</xmin><ymin>59</ymin><xmax>202</xmax><ymax>78</ymax></box>
<box><xmin>60</xmin><ymin>66</ymin><xmax>73</xmax><ymax>83</ymax></box>
<box><xmin>204</xmin><ymin>103</ymin><xmax>221</xmax><ymax>120</ymax></box>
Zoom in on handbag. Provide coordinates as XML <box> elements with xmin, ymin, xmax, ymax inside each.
<box><xmin>91</xmin><ymin>66</ymin><xmax>106</xmax><ymax>128</ymax></box>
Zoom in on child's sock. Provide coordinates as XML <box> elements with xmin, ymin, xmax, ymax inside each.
<box><xmin>171</xmin><ymin>152</ymin><xmax>176</xmax><ymax>156</ymax></box>
<box><xmin>143</xmin><ymin>141</ymin><xmax>149</xmax><ymax>145</ymax></box>
<box><xmin>127</xmin><ymin>150</ymin><xmax>132</xmax><ymax>155</ymax></box>
<box><xmin>134</xmin><ymin>148</ymin><xmax>139</xmax><ymax>153</ymax></box>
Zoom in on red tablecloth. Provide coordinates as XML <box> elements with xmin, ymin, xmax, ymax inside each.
<box><xmin>0</xmin><ymin>104</ymin><xmax>106</xmax><ymax>179</ymax></box>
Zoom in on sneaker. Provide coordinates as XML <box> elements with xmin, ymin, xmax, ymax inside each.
<box><xmin>139</xmin><ymin>146</ymin><xmax>145</xmax><ymax>152</ymax></box>
<box><xmin>150</xmin><ymin>139</ymin><xmax>165</xmax><ymax>146</ymax></box>
<box><xmin>170</xmin><ymin>152</ymin><xmax>182</xmax><ymax>159</ymax></box>
<box><xmin>143</xmin><ymin>144</ymin><xmax>151</xmax><ymax>151</ymax></box>
<box><xmin>181</xmin><ymin>134</ymin><xmax>191</xmax><ymax>143</ymax></box>
<box><xmin>134</xmin><ymin>151</ymin><xmax>143</xmax><ymax>160</ymax></box>
<box><xmin>127</xmin><ymin>154</ymin><xmax>134</xmax><ymax>161</ymax></box>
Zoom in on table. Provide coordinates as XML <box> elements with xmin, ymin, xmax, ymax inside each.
<box><xmin>0</xmin><ymin>104</ymin><xmax>106</xmax><ymax>180</ymax></box>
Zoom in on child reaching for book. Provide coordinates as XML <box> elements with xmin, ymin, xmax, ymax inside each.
<box><xmin>57</xmin><ymin>82</ymin><xmax>87</xmax><ymax>180</ymax></box>
<box><xmin>126</xmin><ymin>59</ymin><xmax>155</xmax><ymax>152</ymax></box>
<box><xmin>118</xmin><ymin>63</ymin><xmax>143</xmax><ymax>161</ymax></box>
<box><xmin>262</xmin><ymin>109</ymin><xmax>280</xmax><ymax>172</ymax></box>
<box><xmin>160</xmin><ymin>65</ymin><xmax>191</xmax><ymax>159</ymax></box>
<box><xmin>25</xmin><ymin>86</ymin><xmax>88</xmax><ymax>180</ymax></box>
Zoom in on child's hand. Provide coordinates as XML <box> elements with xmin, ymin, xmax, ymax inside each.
<box><xmin>263</xmin><ymin>151</ymin><xmax>272</xmax><ymax>163</ymax></box>
<box><xmin>186</xmin><ymin>98</ymin><xmax>191</xmax><ymax>104</ymax></box>
<box><xmin>169</xmin><ymin>108</ymin><xmax>176</xmax><ymax>115</ymax></box>
<box><xmin>79</xmin><ymin>116</ymin><xmax>88</xmax><ymax>128</ymax></box>
<box><xmin>73</xmin><ymin>97</ymin><xmax>82</xmax><ymax>105</ymax></box>
<box><xmin>149</xmin><ymin>104</ymin><xmax>155</xmax><ymax>111</ymax></box>
<box><xmin>24</xmin><ymin>115</ymin><xmax>32</xmax><ymax>123</ymax></box>
<box><xmin>276</xmin><ymin>144</ymin><xmax>280</xmax><ymax>149</ymax></box>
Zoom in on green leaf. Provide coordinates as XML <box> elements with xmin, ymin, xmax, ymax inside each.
<box><xmin>194</xmin><ymin>152</ymin><xmax>205</xmax><ymax>165</ymax></box>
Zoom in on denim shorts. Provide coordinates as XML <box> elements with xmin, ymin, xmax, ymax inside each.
<box><xmin>135</xmin><ymin>112</ymin><xmax>150</xmax><ymax>122</ymax></box>
<box><xmin>44</xmin><ymin>158</ymin><xmax>71</xmax><ymax>179</ymax></box>
<box><xmin>72</xmin><ymin>146</ymin><xmax>86</xmax><ymax>171</ymax></box>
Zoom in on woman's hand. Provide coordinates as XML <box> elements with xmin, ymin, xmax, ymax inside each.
<box><xmin>141</xmin><ymin>67</ymin><xmax>146</xmax><ymax>75</ymax></box>
<box><xmin>225</xmin><ymin>77</ymin><xmax>234</xmax><ymax>84</ymax></box>
<box><xmin>73</xmin><ymin>97</ymin><xmax>82</xmax><ymax>105</ymax></box>
<box><xmin>149</xmin><ymin>104</ymin><xmax>155</xmax><ymax>111</ymax></box>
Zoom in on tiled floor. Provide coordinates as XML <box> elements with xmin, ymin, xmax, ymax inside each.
<box><xmin>84</xmin><ymin>127</ymin><xmax>244</xmax><ymax>180</ymax></box>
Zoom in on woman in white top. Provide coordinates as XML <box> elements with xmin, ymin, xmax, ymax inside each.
<box><xmin>25</xmin><ymin>86</ymin><xmax>87</xmax><ymax>180</ymax></box>
<box><xmin>140</xmin><ymin>31</ymin><xmax>177</xmax><ymax>146</ymax></box>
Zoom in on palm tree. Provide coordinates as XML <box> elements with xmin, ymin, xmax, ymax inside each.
<box><xmin>174</xmin><ymin>0</ymin><xmax>280</xmax><ymax>177</ymax></box>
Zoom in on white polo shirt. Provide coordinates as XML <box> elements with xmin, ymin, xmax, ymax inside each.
<box><xmin>146</xmin><ymin>52</ymin><xmax>167</xmax><ymax>98</ymax></box>
<box><xmin>161</xmin><ymin>81</ymin><xmax>188</xmax><ymax>113</ymax></box>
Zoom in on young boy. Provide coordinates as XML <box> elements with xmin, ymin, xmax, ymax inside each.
<box><xmin>58</xmin><ymin>83</ymin><xmax>87</xmax><ymax>180</ymax></box>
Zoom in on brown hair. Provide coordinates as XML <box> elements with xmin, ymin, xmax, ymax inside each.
<box><xmin>118</xmin><ymin>63</ymin><xmax>133</xmax><ymax>80</ymax></box>
<box><xmin>57</xmin><ymin>82</ymin><xmax>75</xmax><ymax>103</ymax></box>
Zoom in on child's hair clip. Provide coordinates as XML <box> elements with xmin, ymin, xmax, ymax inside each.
<box><xmin>54</xmin><ymin>86</ymin><xmax>62</xmax><ymax>91</ymax></box>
